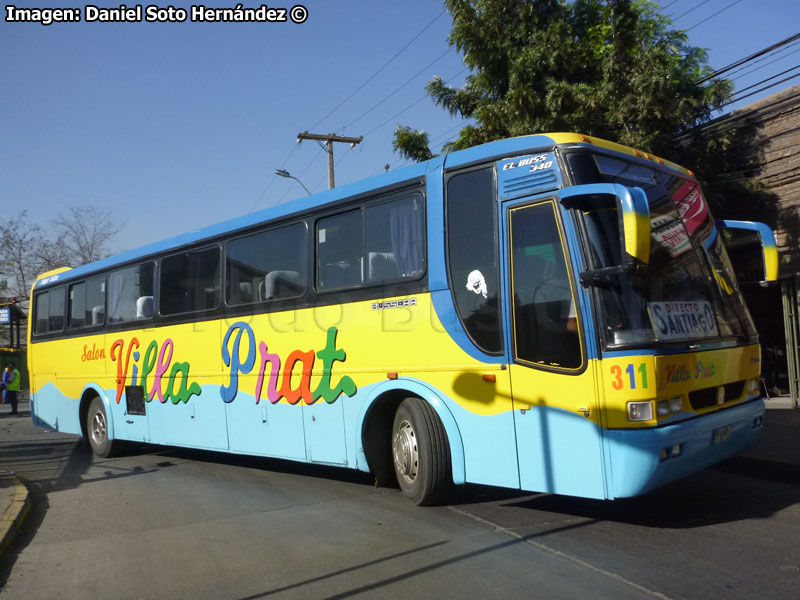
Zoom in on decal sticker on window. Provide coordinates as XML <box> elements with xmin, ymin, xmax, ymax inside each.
<box><xmin>466</xmin><ymin>270</ymin><xmax>488</xmax><ymax>298</ymax></box>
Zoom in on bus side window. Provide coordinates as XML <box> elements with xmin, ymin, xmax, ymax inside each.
<box><xmin>446</xmin><ymin>168</ymin><xmax>503</xmax><ymax>354</ymax></box>
<box><xmin>68</xmin><ymin>278</ymin><xmax>105</xmax><ymax>329</ymax></box>
<box><xmin>69</xmin><ymin>282</ymin><xmax>86</xmax><ymax>329</ymax></box>
<box><xmin>160</xmin><ymin>246</ymin><xmax>220</xmax><ymax>316</ymax></box>
<box><xmin>34</xmin><ymin>286</ymin><xmax>66</xmax><ymax>335</ymax></box>
<box><xmin>108</xmin><ymin>262</ymin><xmax>156</xmax><ymax>323</ymax></box>
<box><xmin>366</xmin><ymin>195</ymin><xmax>424</xmax><ymax>284</ymax></box>
<box><xmin>226</xmin><ymin>222</ymin><xmax>307</xmax><ymax>306</ymax></box>
<box><xmin>317</xmin><ymin>211</ymin><xmax>364</xmax><ymax>292</ymax></box>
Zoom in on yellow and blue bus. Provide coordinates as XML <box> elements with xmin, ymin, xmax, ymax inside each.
<box><xmin>27</xmin><ymin>133</ymin><xmax>777</xmax><ymax>505</ymax></box>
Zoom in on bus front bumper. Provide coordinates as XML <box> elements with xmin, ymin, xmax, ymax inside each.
<box><xmin>604</xmin><ymin>398</ymin><xmax>765</xmax><ymax>499</ymax></box>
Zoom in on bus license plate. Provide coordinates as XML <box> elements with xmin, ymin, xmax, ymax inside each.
<box><xmin>712</xmin><ymin>426</ymin><xmax>732</xmax><ymax>444</ymax></box>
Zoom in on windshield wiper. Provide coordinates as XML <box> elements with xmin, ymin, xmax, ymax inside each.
<box><xmin>579</xmin><ymin>263</ymin><xmax>643</xmax><ymax>287</ymax></box>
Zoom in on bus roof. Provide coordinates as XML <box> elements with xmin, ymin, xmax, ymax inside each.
<box><xmin>33</xmin><ymin>133</ymin><xmax>689</xmax><ymax>289</ymax></box>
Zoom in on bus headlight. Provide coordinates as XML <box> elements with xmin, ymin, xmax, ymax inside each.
<box><xmin>748</xmin><ymin>379</ymin><xmax>760</xmax><ymax>395</ymax></box>
<box><xmin>657</xmin><ymin>400</ymin><xmax>670</xmax><ymax>417</ymax></box>
<box><xmin>657</xmin><ymin>397</ymin><xmax>683</xmax><ymax>418</ymax></box>
<box><xmin>628</xmin><ymin>401</ymin><xmax>653</xmax><ymax>422</ymax></box>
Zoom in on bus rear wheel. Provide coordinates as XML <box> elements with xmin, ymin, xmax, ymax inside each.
<box><xmin>391</xmin><ymin>398</ymin><xmax>451</xmax><ymax>505</ymax></box>
<box><xmin>86</xmin><ymin>396</ymin><xmax>120</xmax><ymax>458</ymax></box>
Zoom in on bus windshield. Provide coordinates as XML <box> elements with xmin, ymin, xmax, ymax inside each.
<box><xmin>566</xmin><ymin>151</ymin><xmax>757</xmax><ymax>348</ymax></box>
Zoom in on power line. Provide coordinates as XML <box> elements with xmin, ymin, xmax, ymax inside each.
<box><xmin>274</xmin><ymin>145</ymin><xmax>325</xmax><ymax>206</ymax></box>
<box><xmin>255</xmin><ymin>10</ymin><xmax>448</xmax><ymax>210</ymax></box>
<box><xmin>686</xmin><ymin>0</ymin><xmax>743</xmax><ymax>32</ymax></box>
<box><xmin>372</xmin><ymin>118</ymin><xmax>473</xmax><ymax>178</ymax></box>
<box><xmin>363</xmin><ymin>66</ymin><xmax>469</xmax><ymax>137</ymax></box>
<box><xmin>307</xmin><ymin>9</ymin><xmax>447</xmax><ymax>132</ymax></box>
<box><xmin>671</xmin><ymin>0</ymin><xmax>710</xmax><ymax>22</ymax></box>
<box><xmin>248</xmin><ymin>142</ymin><xmax>301</xmax><ymax>212</ymax></box>
<box><xmin>344</xmin><ymin>47</ymin><xmax>454</xmax><ymax>130</ymax></box>
<box><xmin>364</xmin><ymin>94</ymin><xmax>430</xmax><ymax>137</ymax></box>
<box><xmin>730</xmin><ymin>43</ymin><xmax>800</xmax><ymax>81</ymax></box>
<box><xmin>722</xmin><ymin>71</ymin><xmax>800</xmax><ymax>107</ymax></box>
<box><xmin>430</xmin><ymin>120</ymin><xmax>470</xmax><ymax>148</ymax></box>
<box><xmin>296</xmin><ymin>132</ymin><xmax>363</xmax><ymax>189</ymax></box>
<box><xmin>682</xmin><ymin>91</ymin><xmax>800</xmax><ymax>140</ymax></box>
<box><xmin>734</xmin><ymin>64</ymin><xmax>800</xmax><ymax>96</ymax></box>
<box><xmin>695</xmin><ymin>32</ymin><xmax>800</xmax><ymax>84</ymax></box>
<box><xmin>310</xmin><ymin>144</ymin><xmax>356</xmax><ymax>193</ymax></box>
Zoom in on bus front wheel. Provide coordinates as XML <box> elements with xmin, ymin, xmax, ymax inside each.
<box><xmin>391</xmin><ymin>398</ymin><xmax>451</xmax><ymax>505</ymax></box>
<box><xmin>86</xmin><ymin>397</ymin><xmax>120</xmax><ymax>458</ymax></box>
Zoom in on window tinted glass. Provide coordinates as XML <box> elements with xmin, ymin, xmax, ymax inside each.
<box><xmin>69</xmin><ymin>282</ymin><xmax>86</xmax><ymax>329</ymax></box>
<box><xmin>34</xmin><ymin>292</ymin><xmax>50</xmax><ymax>335</ymax></box>
<box><xmin>49</xmin><ymin>286</ymin><xmax>67</xmax><ymax>331</ymax></box>
<box><xmin>446</xmin><ymin>168</ymin><xmax>502</xmax><ymax>354</ymax></box>
<box><xmin>86</xmin><ymin>278</ymin><xmax>105</xmax><ymax>326</ymax></box>
<box><xmin>70</xmin><ymin>277</ymin><xmax>105</xmax><ymax>329</ymax></box>
<box><xmin>317</xmin><ymin>211</ymin><xmax>364</xmax><ymax>292</ymax></box>
<box><xmin>365</xmin><ymin>196</ymin><xmax>425</xmax><ymax>284</ymax></box>
<box><xmin>160</xmin><ymin>247</ymin><xmax>220</xmax><ymax>316</ymax></box>
<box><xmin>34</xmin><ymin>287</ymin><xmax>65</xmax><ymax>334</ymax></box>
<box><xmin>50</xmin><ymin>287</ymin><xmax>65</xmax><ymax>331</ymax></box>
<box><xmin>316</xmin><ymin>193</ymin><xmax>425</xmax><ymax>293</ymax></box>
<box><xmin>510</xmin><ymin>202</ymin><xmax>581</xmax><ymax>368</ymax></box>
<box><xmin>108</xmin><ymin>262</ymin><xmax>156</xmax><ymax>323</ymax></box>
<box><xmin>227</xmin><ymin>223</ymin><xmax>307</xmax><ymax>305</ymax></box>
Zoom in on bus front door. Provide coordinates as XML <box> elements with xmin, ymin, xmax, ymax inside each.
<box><xmin>504</xmin><ymin>197</ymin><xmax>607</xmax><ymax>499</ymax></box>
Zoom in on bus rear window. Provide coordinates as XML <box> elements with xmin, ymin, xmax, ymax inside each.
<box><xmin>34</xmin><ymin>286</ymin><xmax>66</xmax><ymax>335</ymax></box>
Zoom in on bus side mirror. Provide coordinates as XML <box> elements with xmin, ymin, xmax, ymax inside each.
<box><xmin>716</xmin><ymin>219</ymin><xmax>779</xmax><ymax>285</ymax></box>
<box><xmin>559</xmin><ymin>183</ymin><xmax>651</xmax><ymax>287</ymax></box>
<box><xmin>616</xmin><ymin>185</ymin><xmax>651</xmax><ymax>266</ymax></box>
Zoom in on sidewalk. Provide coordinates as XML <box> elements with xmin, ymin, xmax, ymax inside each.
<box><xmin>0</xmin><ymin>472</ymin><xmax>29</xmax><ymax>558</ymax></box>
<box><xmin>744</xmin><ymin>395</ymin><xmax>800</xmax><ymax>465</ymax></box>
<box><xmin>0</xmin><ymin>396</ymin><xmax>797</xmax><ymax>559</ymax></box>
<box><xmin>1</xmin><ymin>398</ymin><xmax>33</xmax><ymax>560</ymax></box>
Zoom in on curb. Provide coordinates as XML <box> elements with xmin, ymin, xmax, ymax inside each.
<box><xmin>0</xmin><ymin>476</ymin><xmax>30</xmax><ymax>559</ymax></box>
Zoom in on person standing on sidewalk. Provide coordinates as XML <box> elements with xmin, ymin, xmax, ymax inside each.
<box><xmin>2</xmin><ymin>362</ymin><xmax>21</xmax><ymax>415</ymax></box>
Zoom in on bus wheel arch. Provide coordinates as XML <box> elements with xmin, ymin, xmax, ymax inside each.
<box><xmin>79</xmin><ymin>386</ymin><xmax>120</xmax><ymax>458</ymax></box>
<box><xmin>360</xmin><ymin>389</ymin><xmax>405</xmax><ymax>487</ymax></box>
<box><xmin>357</xmin><ymin>380</ymin><xmax>466</xmax><ymax>498</ymax></box>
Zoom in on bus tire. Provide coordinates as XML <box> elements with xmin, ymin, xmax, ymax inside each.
<box><xmin>86</xmin><ymin>396</ymin><xmax>120</xmax><ymax>458</ymax></box>
<box><xmin>392</xmin><ymin>397</ymin><xmax>451</xmax><ymax>505</ymax></box>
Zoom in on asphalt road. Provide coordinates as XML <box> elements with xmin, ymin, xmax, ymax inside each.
<box><xmin>1</xmin><ymin>405</ymin><xmax>798</xmax><ymax>600</ymax></box>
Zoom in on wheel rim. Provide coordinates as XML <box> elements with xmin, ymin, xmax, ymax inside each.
<box><xmin>393</xmin><ymin>419</ymin><xmax>418</xmax><ymax>484</ymax></box>
<box><xmin>91</xmin><ymin>410</ymin><xmax>107</xmax><ymax>446</ymax></box>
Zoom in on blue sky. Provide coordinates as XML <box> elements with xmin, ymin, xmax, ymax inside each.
<box><xmin>2</xmin><ymin>0</ymin><xmax>799</xmax><ymax>254</ymax></box>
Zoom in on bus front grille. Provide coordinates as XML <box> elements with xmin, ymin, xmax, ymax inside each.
<box><xmin>688</xmin><ymin>380</ymin><xmax>746</xmax><ymax>410</ymax></box>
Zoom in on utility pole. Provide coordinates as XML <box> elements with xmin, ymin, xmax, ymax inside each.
<box><xmin>297</xmin><ymin>131</ymin><xmax>363</xmax><ymax>189</ymax></box>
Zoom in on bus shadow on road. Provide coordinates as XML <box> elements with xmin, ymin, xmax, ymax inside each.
<box><xmin>493</xmin><ymin>456</ymin><xmax>800</xmax><ymax>529</ymax></box>
<box><xmin>143</xmin><ymin>443</ymin><xmax>378</xmax><ymax>487</ymax></box>
<box><xmin>475</xmin><ymin>408</ymin><xmax>800</xmax><ymax>529</ymax></box>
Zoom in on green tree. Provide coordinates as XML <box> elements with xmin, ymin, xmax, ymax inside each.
<box><xmin>394</xmin><ymin>0</ymin><xmax>731</xmax><ymax>162</ymax></box>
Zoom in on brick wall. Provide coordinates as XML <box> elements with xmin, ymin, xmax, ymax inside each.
<box><xmin>721</xmin><ymin>84</ymin><xmax>800</xmax><ymax>273</ymax></box>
